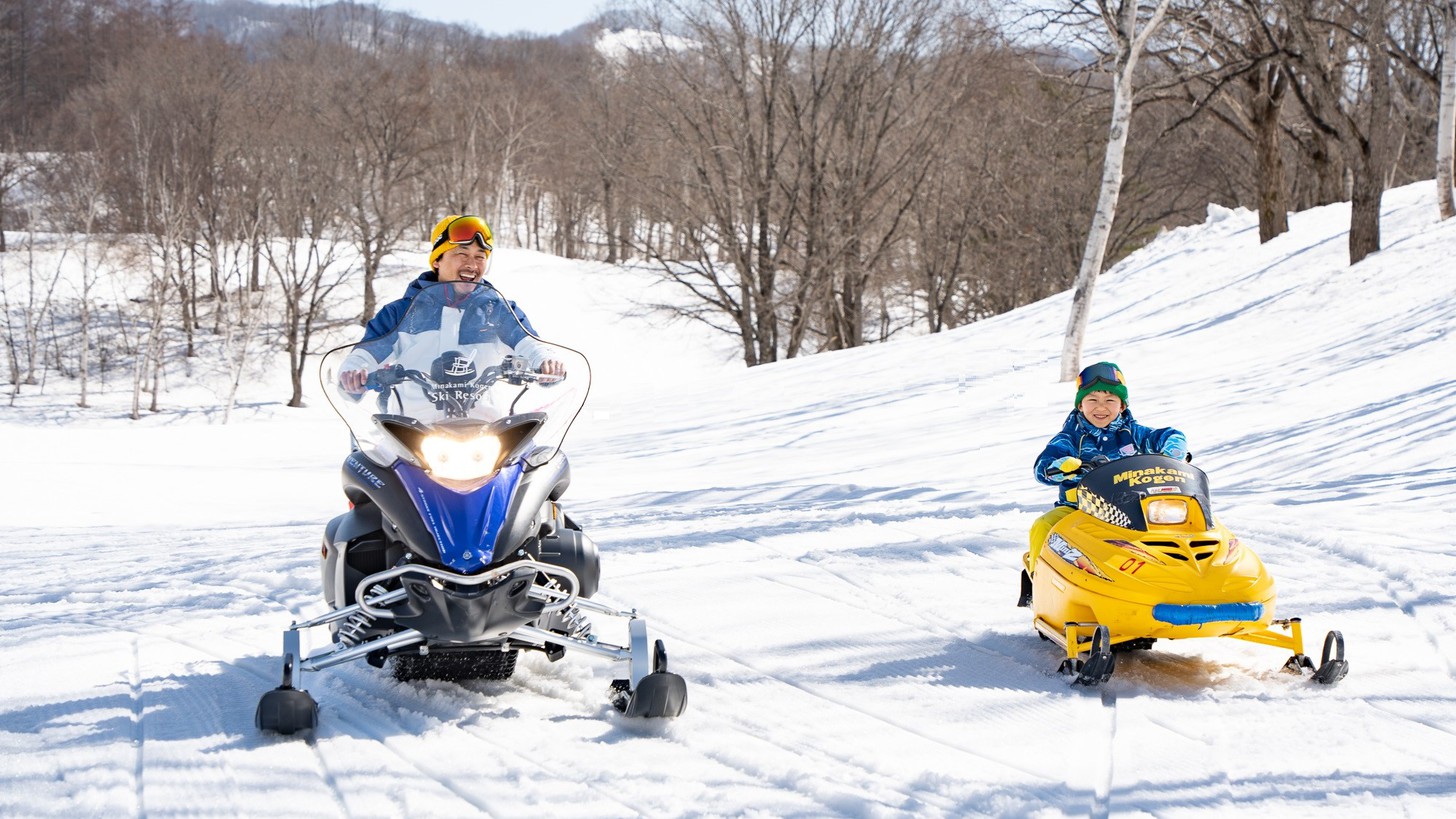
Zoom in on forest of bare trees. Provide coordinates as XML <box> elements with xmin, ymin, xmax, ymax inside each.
<box><xmin>1</xmin><ymin>0</ymin><xmax>1452</xmax><ymax>413</ymax></box>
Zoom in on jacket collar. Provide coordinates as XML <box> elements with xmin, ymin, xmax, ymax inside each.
<box><xmin>1067</xmin><ymin>408</ymin><xmax>1132</xmax><ymax>435</ymax></box>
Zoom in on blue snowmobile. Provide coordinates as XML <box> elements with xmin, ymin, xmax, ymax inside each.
<box><xmin>256</xmin><ymin>282</ymin><xmax>686</xmax><ymax>734</ymax></box>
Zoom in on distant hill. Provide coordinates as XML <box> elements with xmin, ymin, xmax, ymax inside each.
<box><xmin>185</xmin><ymin>0</ymin><xmax>625</xmax><ymax>49</ymax></box>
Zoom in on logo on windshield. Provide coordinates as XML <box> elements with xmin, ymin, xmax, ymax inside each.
<box><xmin>444</xmin><ymin>352</ymin><xmax>476</xmax><ymax>378</ymax></box>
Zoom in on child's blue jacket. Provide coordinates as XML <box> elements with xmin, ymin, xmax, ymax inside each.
<box><xmin>1033</xmin><ymin>409</ymin><xmax>1185</xmax><ymax>507</ymax></box>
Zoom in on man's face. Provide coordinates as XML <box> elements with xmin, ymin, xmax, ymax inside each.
<box><xmin>435</xmin><ymin>244</ymin><xmax>490</xmax><ymax>284</ymax></box>
<box><xmin>1079</xmin><ymin>391</ymin><xmax>1124</xmax><ymax>429</ymax></box>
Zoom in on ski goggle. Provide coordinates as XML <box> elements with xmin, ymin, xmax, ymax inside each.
<box><xmin>432</xmin><ymin>216</ymin><xmax>493</xmax><ymax>253</ymax></box>
<box><xmin>1077</xmin><ymin>362</ymin><xmax>1125</xmax><ymax>390</ymax></box>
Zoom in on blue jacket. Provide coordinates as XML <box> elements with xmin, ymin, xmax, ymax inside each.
<box><xmin>359</xmin><ymin>272</ymin><xmax>538</xmax><ymax>347</ymax></box>
<box><xmin>1034</xmin><ymin>409</ymin><xmax>1185</xmax><ymax>507</ymax></box>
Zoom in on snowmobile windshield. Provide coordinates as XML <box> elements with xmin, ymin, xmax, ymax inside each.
<box><xmin>320</xmin><ymin>281</ymin><xmax>589</xmax><ymax>474</ymax></box>
<box><xmin>1075</xmin><ymin>454</ymin><xmax>1213</xmax><ymax>531</ymax></box>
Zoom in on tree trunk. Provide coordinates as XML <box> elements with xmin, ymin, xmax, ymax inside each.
<box><xmin>361</xmin><ymin>254</ymin><xmax>377</xmax><ymax>327</ymax></box>
<box><xmin>1250</xmin><ymin>68</ymin><xmax>1289</xmax><ymax>243</ymax></box>
<box><xmin>77</xmin><ymin>295</ymin><xmax>90</xmax><ymax>408</ymax></box>
<box><xmin>1348</xmin><ymin>158</ymin><xmax>1383</xmax><ymax>263</ymax></box>
<box><xmin>603</xmin><ymin>177</ymin><xmax>618</xmax><ymax>264</ymax></box>
<box><xmin>1438</xmin><ymin>1</ymin><xmax>1456</xmax><ymax>220</ymax></box>
<box><xmin>1059</xmin><ymin>0</ymin><xmax>1171</xmax><ymax>382</ymax></box>
<box><xmin>1061</xmin><ymin>71</ymin><xmax>1136</xmax><ymax>382</ymax></box>
<box><xmin>287</xmin><ymin>309</ymin><xmax>305</xmax><ymax>408</ymax></box>
<box><xmin>1348</xmin><ymin>4</ymin><xmax>1394</xmax><ymax>265</ymax></box>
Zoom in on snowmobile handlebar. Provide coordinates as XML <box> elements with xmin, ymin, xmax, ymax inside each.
<box><xmin>1043</xmin><ymin>455</ymin><xmax>1110</xmax><ymax>482</ymax></box>
<box><xmin>1046</xmin><ymin>452</ymin><xmax>1196</xmax><ymax>484</ymax></box>
<box><xmin>363</xmin><ymin>358</ymin><xmax>558</xmax><ymax>394</ymax></box>
<box><xmin>362</xmin><ymin>358</ymin><xmax>562</xmax><ymax>417</ymax></box>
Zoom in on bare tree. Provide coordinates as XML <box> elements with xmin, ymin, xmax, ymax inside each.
<box><xmin>217</xmin><ymin>268</ymin><xmax>274</xmax><ymax>423</ymax></box>
<box><xmin>318</xmin><ymin>45</ymin><xmax>434</xmax><ymax>322</ymax></box>
<box><xmin>37</xmin><ymin>147</ymin><xmax>114</xmax><ymax>407</ymax></box>
<box><xmin>0</xmin><ymin>0</ymin><xmax>185</xmax><ymax>143</ymax></box>
<box><xmin>1439</xmin><ymin>0</ymin><xmax>1455</xmax><ymax>218</ymax></box>
<box><xmin>629</xmin><ymin>0</ymin><xmax>810</xmax><ymax>366</ymax></box>
<box><xmin>1158</xmin><ymin>3</ymin><xmax>1295</xmax><ymax>242</ymax></box>
<box><xmin>628</xmin><ymin>0</ymin><xmax>966</xmax><ymax>363</ymax></box>
<box><xmin>908</xmin><ymin>40</ymin><xmax>1114</xmax><ymax>332</ymax></box>
<box><xmin>3</xmin><ymin>222</ymin><xmax>67</xmax><ymax>391</ymax></box>
<box><xmin>0</xmin><ymin>138</ymin><xmax>35</xmax><ymax>253</ymax></box>
<box><xmin>1052</xmin><ymin>0</ymin><xmax>1174</xmax><ymax>382</ymax></box>
<box><xmin>1267</xmin><ymin>0</ymin><xmax>1398</xmax><ymax>264</ymax></box>
<box><xmin>0</xmin><ymin>238</ymin><xmax>44</xmax><ymax>399</ymax></box>
<box><xmin>421</xmin><ymin>64</ymin><xmax>504</xmax><ymax>233</ymax></box>
<box><xmin>256</xmin><ymin>57</ymin><xmax>353</xmax><ymax>408</ymax></box>
<box><xmin>780</xmin><ymin>0</ymin><xmax>965</xmax><ymax>352</ymax></box>
<box><xmin>562</xmin><ymin>47</ymin><xmax>646</xmax><ymax>263</ymax></box>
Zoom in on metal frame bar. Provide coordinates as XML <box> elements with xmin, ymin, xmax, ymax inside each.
<box><xmin>275</xmin><ymin>562</ymin><xmax>651</xmax><ymax>689</ymax></box>
<box><xmin>353</xmin><ymin>560</ymin><xmax>579</xmax><ymax>619</ymax></box>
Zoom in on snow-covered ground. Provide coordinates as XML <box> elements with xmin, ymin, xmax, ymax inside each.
<box><xmin>3</xmin><ymin>182</ymin><xmax>1455</xmax><ymax>817</ymax></box>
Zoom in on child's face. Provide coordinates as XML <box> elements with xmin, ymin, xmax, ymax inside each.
<box><xmin>1079</xmin><ymin>391</ymin><xmax>1124</xmax><ymax>429</ymax></box>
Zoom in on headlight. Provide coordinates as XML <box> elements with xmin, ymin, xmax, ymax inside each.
<box><xmin>420</xmin><ymin>434</ymin><xmax>502</xmax><ymax>481</ymax></box>
<box><xmin>1146</xmin><ymin>498</ymin><xmax>1189</xmax><ymax>525</ymax></box>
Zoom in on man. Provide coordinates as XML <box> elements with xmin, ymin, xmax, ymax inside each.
<box><xmin>340</xmin><ymin>215</ymin><xmax>564</xmax><ymax>393</ymax></box>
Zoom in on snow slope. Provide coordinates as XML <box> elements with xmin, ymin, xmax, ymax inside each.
<box><xmin>3</xmin><ymin>182</ymin><xmax>1455</xmax><ymax>817</ymax></box>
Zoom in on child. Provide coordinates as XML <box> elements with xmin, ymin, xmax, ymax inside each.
<box><xmin>1024</xmin><ymin>362</ymin><xmax>1187</xmax><ymax>579</ymax></box>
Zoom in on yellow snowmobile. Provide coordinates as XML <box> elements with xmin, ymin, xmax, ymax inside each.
<box><xmin>1019</xmin><ymin>453</ymin><xmax>1348</xmax><ymax>686</ymax></box>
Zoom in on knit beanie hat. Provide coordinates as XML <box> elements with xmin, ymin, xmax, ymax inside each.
<box><xmin>1075</xmin><ymin>361</ymin><xmax>1128</xmax><ymax>406</ymax></box>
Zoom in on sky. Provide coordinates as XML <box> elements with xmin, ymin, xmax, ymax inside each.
<box><xmin>3</xmin><ymin>181</ymin><xmax>1456</xmax><ymax>815</ymax></box>
<box><xmin>367</xmin><ymin>0</ymin><xmax>612</xmax><ymax>36</ymax></box>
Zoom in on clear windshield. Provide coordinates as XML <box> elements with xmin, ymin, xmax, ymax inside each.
<box><xmin>320</xmin><ymin>281</ymin><xmax>589</xmax><ymax>469</ymax></box>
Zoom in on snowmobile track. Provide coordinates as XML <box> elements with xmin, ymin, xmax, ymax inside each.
<box><xmin>644</xmin><ymin>632</ymin><xmax>976</xmax><ymax>815</ymax></box>
<box><xmin>649</xmin><ymin>601</ymin><xmax>1044</xmax><ymax>789</ymax></box>
<box><xmin>40</xmin><ymin>618</ymin><xmax>357</xmax><ymax>818</ymax></box>
<box><xmin>1249</xmin><ymin>524</ymin><xmax>1454</xmax><ymax>682</ymax></box>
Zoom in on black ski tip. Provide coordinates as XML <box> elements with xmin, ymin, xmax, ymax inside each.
<box><xmin>256</xmin><ymin>686</ymin><xmax>319</xmax><ymax>735</ymax></box>
<box><xmin>1312</xmin><ymin>658</ymin><xmax>1349</xmax><ymax>685</ymax></box>
<box><xmin>1312</xmin><ymin>630</ymin><xmax>1349</xmax><ymax>685</ymax></box>
<box><xmin>624</xmin><ymin>672</ymin><xmax>688</xmax><ymax>718</ymax></box>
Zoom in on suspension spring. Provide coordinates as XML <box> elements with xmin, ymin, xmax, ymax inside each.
<box><xmin>336</xmin><ymin>586</ymin><xmax>393</xmax><ymax>647</ymax></box>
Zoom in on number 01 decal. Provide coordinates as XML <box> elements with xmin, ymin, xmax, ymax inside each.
<box><xmin>1119</xmin><ymin>557</ymin><xmax>1146</xmax><ymax>574</ymax></box>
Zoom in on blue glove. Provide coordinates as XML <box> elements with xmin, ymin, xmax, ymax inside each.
<box><xmin>1045</xmin><ymin>456</ymin><xmax>1082</xmax><ymax>482</ymax></box>
<box><xmin>1160</xmin><ymin>433</ymin><xmax>1187</xmax><ymax>461</ymax></box>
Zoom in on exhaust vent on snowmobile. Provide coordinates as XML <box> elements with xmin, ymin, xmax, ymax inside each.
<box><xmin>1143</xmin><ymin>540</ymin><xmax>1189</xmax><ymax>560</ymax></box>
<box><xmin>1141</xmin><ymin>538</ymin><xmax>1223</xmax><ymax>562</ymax></box>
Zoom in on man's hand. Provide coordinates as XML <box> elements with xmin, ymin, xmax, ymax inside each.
<box><xmin>538</xmin><ymin>359</ymin><xmax>566</xmax><ymax>377</ymax></box>
<box><xmin>341</xmin><ymin>369</ymin><xmax>369</xmax><ymax>393</ymax></box>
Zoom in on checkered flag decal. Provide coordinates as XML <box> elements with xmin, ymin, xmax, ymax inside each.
<box><xmin>1080</xmin><ymin>489</ymin><xmax>1133</xmax><ymax>529</ymax></box>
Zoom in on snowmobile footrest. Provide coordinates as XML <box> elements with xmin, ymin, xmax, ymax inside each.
<box><xmin>1282</xmin><ymin>653</ymin><xmax>1315</xmax><ymax>675</ymax></box>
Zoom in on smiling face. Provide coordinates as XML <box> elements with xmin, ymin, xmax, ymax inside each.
<box><xmin>1078</xmin><ymin>390</ymin><xmax>1124</xmax><ymax>428</ymax></box>
<box><xmin>434</xmin><ymin>244</ymin><xmax>490</xmax><ymax>284</ymax></box>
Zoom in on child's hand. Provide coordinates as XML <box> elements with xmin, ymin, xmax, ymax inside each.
<box><xmin>1160</xmin><ymin>433</ymin><xmax>1187</xmax><ymax>460</ymax></box>
<box><xmin>1045</xmin><ymin>456</ymin><xmax>1083</xmax><ymax>481</ymax></box>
